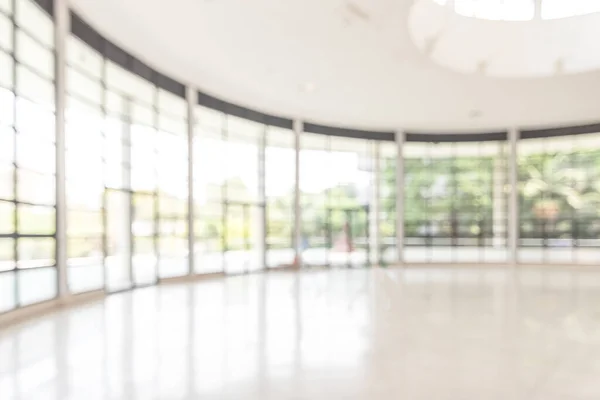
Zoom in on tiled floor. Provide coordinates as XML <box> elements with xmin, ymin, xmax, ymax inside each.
<box><xmin>2</xmin><ymin>267</ymin><xmax>600</xmax><ymax>399</ymax></box>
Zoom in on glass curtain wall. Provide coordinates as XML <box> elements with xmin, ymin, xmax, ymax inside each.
<box><xmin>193</xmin><ymin>105</ymin><xmax>225</xmax><ymax>274</ymax></box>
<box><xmin>0</xmin><ymin>0</ymin><xmax>57</xmax><ymax>313</ymax></box>
<box><xmin>65</xmin><ymin>35</ymin><xmax>104</xmax><ymax>293</ymax></box>
<box><xmin>265</xmin><ymin>126</ymin><xmax>295</xmax><ymax>268</ymax></box>
<box><xmin>300</xmin><ymin>133</ymin><xmax>374</xmax><ymax>267</ymax></box>
<box><xmin>193</xmin><ymin>106</ymin><xmax>270</xmax><ymax>275</ymax></box>
<box><xmin>518</xmin><ymin>132</ymin><xmax>600</xmax><ymax>264</ymax></box>
<box><xmin>403</xmin><ymin>139</ymin><xmax>508</xmax><ymax>263</ymax></box>
<box><xmin>223</xmin><ymin>116</ymin><xmax>265</xmax><ymax>274</ymax></box>
<box><xmin>156</xmin><ymin>89</ymin><xmax>188</xmax><ymax>279</ymax></box>
<box><xmin>7</xmin><ymin>0</ymin><xmax>600</xmax><ymax>318</ymax></box>
<box><xmin>104</xmin><ymin>56</ymin><xmax>160</xmax><ymax>291</ymax></box>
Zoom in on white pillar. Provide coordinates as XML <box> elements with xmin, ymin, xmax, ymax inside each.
<box><xmin>534</xmin><ymin>0</ymin><xmax>542</xmax><ymax>19</ymax></box>
<box><xmin>258</xmin><ymin>126</ymin><xmax>266</xmax><ymax>270</ymax></box>
<box><xmin>123</xmin><ymin>99</ymin><xmax>133</xmax><ymax>284</ymax></box>
<box><xmin>186</xmin><ymin>87</ymin><xmax>195</xmax><ymax>275</ymax></box>
<box><xmin>369</xmin><ymin>142</ymin><xmax>380</xmax><ymax>266</ymax></box>
<box><xmin>508</xmin><ymin>127</ymin><xmax>519</xmax><ymax>265</ymax></box>
<box><xmin>293</xmin><ymin>119</ymin><xmax>302</xmax><ymax>267</ymax></box>
<box><xmin>54</xmin><ymin>0</ymin><xmax>69</xmax><ymax>298</ymax></box>
<box><xmin>395</xmin><ymin>131</ymin><xmax>405</xmax><ymax>265</ymax></box>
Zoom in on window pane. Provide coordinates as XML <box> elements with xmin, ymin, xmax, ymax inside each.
<box><xmin>16</xmin><ymin>66</ymin><xmax>54</xmax><ymax>109</ymax></box>
<box><xmin>0</xmin><ymin>163</ymin><xmax>13</xmax><ymax>200</ymax></box>
<box><xmin>17</xmin><ymin>237</ymin><xmax>54</xmax><ymax>268</ymax></box>
<box><xmin>16</xmin><ymin>97</ymin><xmax>55</xmax><ymax>139</ymax></box>
<box><xmin>68</xmin><ymin>210</ymin><xmax>103</xmax><ymax>236</ymax></box>
<box><xmin>67</xmin><ymin>36</ymin><xmax>103</xmax><ymax>79</ymax></box>
<box><xmin>68</xmin><ymin>263</ymin><xmax>103</xmax><ymax>294</ymax></box>
<box><xmin>0</xmin><ymin>126</ymin><xmax>14</xmax><ymax>162</ymax></box>
<box><xmin>66</xmin><ymin>179</ymin><xmax>103</xmax><ymax>210</ymax></box>
<box><xmin>67</xmin><ymin>237</ymin><xmax>103</xmax><ymax>261</ymax></box>
<box><xmin>17</xmin><ymin>169</ymin><xmax>55</xmax><ymax>205</ymax></box>
<box><xmin>67</xmin><ymin>66</ymin><xmax>103</xmax><ymax>104</ymax></box>
<box><xmin>0</xmin><ymin>200</ymin><xmax>15</xmax><ymax>233</ymax></box>
<box><xmin>0</xmin><ymin>238</ymin><xmax>14</xmax><ymax>272</ymax></box>
<box><xmin>15</xmin><ymin>0</ymin><xmax>54</xmax><ymax>48</ymax></box>
<box><xmin>16</xmin><ymin>30</ymin><xmax>54</xmax><ymax>79</ymax></box>
<box><xmin>67</xmin><ymin>237</ymin><xmax>103</xmax><ymax>294</ymax></box>
<box><xmin>0</xmin><ymin>12</ymin><xmax>12</xmax><ymax>52</ymax></box>
<box><xmin>0</xmin><ymin>52</ymin><xmax>13</xmax><ymax>91</ymax></box>
<box><xmin>0</xmin><ymin>271</ymin><xmax>16</xmax><ymax>313</ymax></box>
<box><xmin>17</xmin><ymin>204</ymin><xmax>55</xmax><ymax>234</ymax></box>
<box><xmin>16</xmin><ymin>134</ymin><xmax>55</xmax><ymax>172</ymax></box>
<box><xmin>18</xmin><ymin>267</ymin><xmax>57</xmax><ymax>306</ymax></box>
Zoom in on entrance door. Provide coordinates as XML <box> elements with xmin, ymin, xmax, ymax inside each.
<box><xmin>105</xmin><ymin>189</ymin><xmax>132</xmax><ymax>292</ymax></box>
<box><xmin>131</xmin><ymin>192</ymin><xmax>158</xmax><ymax>286</ymax></box>
<box><xmin>224</xmin><ymin>203</ymin><xmax>264</xmax><ymax>274</ymax></box>
<box><xmin>327</xmin><ymin>207</ymin><xmax>369</xmax><ymax>268</ymax></box>
<box><xmin>105</xmin><ymin>189</ymin><xmax>159</xmax><ymax>292</ymax></box>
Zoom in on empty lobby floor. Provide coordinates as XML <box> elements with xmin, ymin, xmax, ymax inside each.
<box><xmin>2</xmin><ymin>267</ymin><xmax>600</xmax><ymax>400</ymax></box>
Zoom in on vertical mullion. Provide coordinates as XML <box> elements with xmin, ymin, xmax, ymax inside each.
<box><xmin>258</xmin><ymin>124</ymin><xmax>266</xmax><ymax>270</ymax></box>
<box><xmin>369</xmin><ymin>141</ymin><xmax>380</xmax><ymax>266</ymax></box>
<box><xmin>508</xmin><ymin>127</ymin><xmax>519</xmax><ymax>266</ymax></box>
<box><xmin>221</xmin><ymin>114</ymin><xmax>227</xmax><ymax>273</ymax></box>
<box><xmin>293</xmin><ymin>119</ymin><xmax>302</xmax><ymax>267</ymax></box>
<box><xmin>186</xmin><ymin>86</ymin><xmax>195</xmax><ymax>275</ymax></box>
<box><xmin>395</xmin><ymin>131</ymin><xmax>404</xmax><ymax>265</ymax></box>
<box><xmin>100</xmin><ymin>43</ymin><xmax>108</xmax><ymax>290</ymax></box>
<box><xmin>11</xmin><ymin>0</ymin><xmax>18</xmax><ymax>307</ymax></box>
<box><xmin>54</xmin><ymin>0</ymin><xmax>68</xmax><ymax>298</ymax></box>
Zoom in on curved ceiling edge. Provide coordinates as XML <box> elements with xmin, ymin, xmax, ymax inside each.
<box><xmin>405</xmin><ymin>131</ymin><xmax>507</xmax><ymax>142</ymax></box>
<box><xmin>31</xmin><ymin>1</ymin><xmax>600</xmax><ymax>141</ymax></box>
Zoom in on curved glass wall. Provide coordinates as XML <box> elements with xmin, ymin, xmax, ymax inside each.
<box><xmin>1</xmin><ymin>0</ymin><xmax>57</xmax><ymax>313</ymax></box>
<box><xmin>2</xmin><ymin>0</ymin><xmax>600</xmax><ymax>319</ymax></box>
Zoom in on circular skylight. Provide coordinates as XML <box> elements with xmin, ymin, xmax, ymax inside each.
<box><xmin>433</xmin><ymin>0</ymin><xmax>600</xmax><ymax>21</ymax></box>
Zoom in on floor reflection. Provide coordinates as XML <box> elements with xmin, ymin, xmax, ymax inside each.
<box><xmin>2</xmin><ymin>267</ymin><xmax>600</xmax><ymax>399</ymax></box>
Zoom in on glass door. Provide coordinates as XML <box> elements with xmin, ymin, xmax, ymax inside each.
<box><xmin>105</xmin><ymin>189</ymin><xmax>132</xmax><ymax>292</ymax></box>
<box><xmin>225</xmin><ymin>204</ymin><xmax>246</xmax><ymax>274</ymax></box>
<box><xmin>327</xmin><ymin>207</ymin><xmax>370</xmax><ymax>268</ymax></box>
<box><xmin>224</xmin><ymin>203</ymin><xmax>264</xmax><ymax>274</ymax></box>
<box><xmin>350</xmin><ymin>207</ymin><xmax>369</xmax><ymax>267</ymax></box>
<box><xmin>132</xmin><ymin>192</ymin><xmax>157</xmax><ymax>286</ymax></box>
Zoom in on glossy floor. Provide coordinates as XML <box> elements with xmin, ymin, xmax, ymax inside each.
<box><xmin>2</xmin><ymin>267</ymin><xmax>600</xmax><ymax>399</ymax></box>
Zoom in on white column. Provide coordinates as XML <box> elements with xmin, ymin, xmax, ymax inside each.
<box><xmin>123</xmin><ymin>100</ymin><xmax>133</xmax><ymax>284</ymax></box>
<box><xmin>395</xmin><ymin>131</ymin><xmax>405</xmax><ymax>265</ymax></box>
<box><xmin>369</xmin><ymin>142</ymin><xmax>380</xmax><ymax>266</ymax></box>
<box><xmin>186</xmin><ymin>87</ymin><xmax>195</xmax><ymax>275</ymax></box>
<box><xmin>508</xmin><ymin>127</ymin><xmax>519</xmax><ymax>265</ymax></box>
<box><xmin>258</xmin><ymin>126</ymin><xmax>266</xmax><ymax>270</ymax></box>
<box><xmin>293</xmin><ymin>119</ymin><xmax>302</xmax><ymax>267</ymax></box>
<box><xmin>534</xmin><ymin>0</ymin><xmax>542</xmax><ymax>19</ymax></box>
<box><xmin>54</xmin><ymin>0</ymin><xmax>69</xmax><ymax>298</ymax></box>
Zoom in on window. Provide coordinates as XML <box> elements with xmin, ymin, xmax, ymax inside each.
<box><xmin>404</xmin><ymin>139</ymin><xmax>508</xmax><ymax>263</ymax></box>
<box><xmin>518</xmin><ymin>132</ymin><xmax>600</xmax><ymax>264</ymax></box>
<box><xmin>265</xmin><ymin>126</ymin><xmax>295</xmax><ymax>268</ymax></box>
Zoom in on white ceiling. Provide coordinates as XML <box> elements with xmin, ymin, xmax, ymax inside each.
<box><xmin>69</xmin><ymin>0</ymin><xmax>600</xmax><ymax>132</ymax></box>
